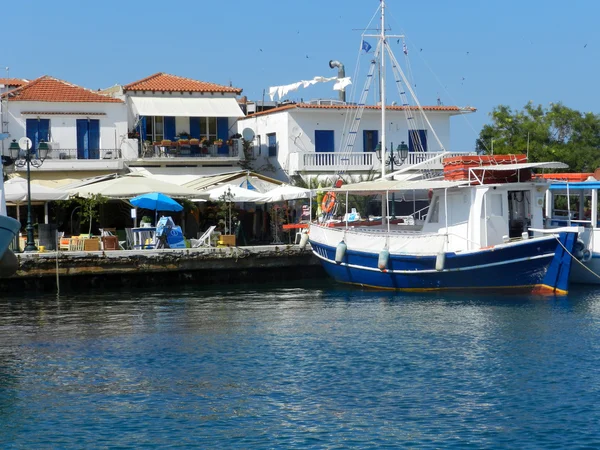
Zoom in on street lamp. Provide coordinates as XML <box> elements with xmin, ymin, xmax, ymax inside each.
<box><xmin>7</xmin><ymin>138</ymin><xmax>49</xmax><ymax>252</ymax></box>
<box><xmin>375</xmin><ymin>141</ymin><xmax>409</xmax><ymax>217</ymax></box>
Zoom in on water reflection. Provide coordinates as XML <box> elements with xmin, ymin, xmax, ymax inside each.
<box><xmin>0</xmin><ymin>282</ymin><xmax>599</xmax><ymax>447</ymax></box>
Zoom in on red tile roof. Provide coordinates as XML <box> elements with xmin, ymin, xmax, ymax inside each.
<box><xmin>2</xmin><ymin>76</ymin><xmax>123</xmax><ymax>103</ymax></box>
<box><xmin>246</xmin><ymin>103</ymin><xmax>476</xmax><ymax>118</ymax></box>
<box><xmin>0</xmin><ymin>78</ymin><xmax>28</xmax><ymax>87</ymax></box>
<box><xmin>123</xmin><ymin>72</ymin><xmax>242</xmax><ymax>94</ymax></box>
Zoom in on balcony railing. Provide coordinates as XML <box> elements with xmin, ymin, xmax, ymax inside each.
<box><xmin>45</xmin><ymin>148</ymin><xmax>122</xmax><ymax>160</ymax></box>
<box><xmin>138</xmin><ymin>142</ymin><xmax>240</xmax><ymax>160</ymax></box>
<box><xmin>288</xmin><ymin>151</ymin><xmax>476</xmax><ymax>174</ymax></box>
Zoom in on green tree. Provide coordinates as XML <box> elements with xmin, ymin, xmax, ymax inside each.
<box><xmin>75</xmin><ymin>194</ymin><xmax>109</xmax><ymax>235</ymax></box>
<box><xmin>477</xmin><ymin>102</ymin><xmax>600</xmax><ymax>172</ymax></box>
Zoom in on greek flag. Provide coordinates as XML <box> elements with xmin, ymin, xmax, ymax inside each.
<box><xmin>362</xmin><ymin>40</ymin><xmax>372</xmax><ymax>53</ymax></box>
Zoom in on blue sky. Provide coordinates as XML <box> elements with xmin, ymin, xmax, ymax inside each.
<box><xmin>4</xmin><ymin>0</ymin><xmax>598</xmax><ymax>150</ymax></box>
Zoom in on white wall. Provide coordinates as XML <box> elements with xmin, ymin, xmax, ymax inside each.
<box><xmin>6</xmin><ymin>100</ymin><xmax>128</xmax><ymax>150</ymax></box>
<box><xmin>238</xmin><ymin>111</ymin><xmax>290</xmax><ymax>181</ymax></box>
<box><xmin>237</xmin><ymin>107</ymin><xmax>457</xmax><ymax>182</ymax></box>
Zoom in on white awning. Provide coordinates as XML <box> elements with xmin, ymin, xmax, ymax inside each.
<box><xmin>130</xmin><ymin>96</ymin><xmax>243</xmax><ymax>117</ymax></box>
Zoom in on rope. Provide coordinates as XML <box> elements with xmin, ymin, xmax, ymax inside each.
<box><xmin>554</xmin><ymin>235</ymin><xmax>600</xmax><ymax>282</ymax></box>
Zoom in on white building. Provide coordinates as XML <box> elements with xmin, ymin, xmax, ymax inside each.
<box><xmin>237</xmin><ymin>102</ymin><xmax>476</xmax><ymax>183</ymax></box>
<box><xmin>119</xmin><ymin>72</ymin><xmax>246</xmax><ymax>177</ymax></box>
<box><xmin>1</xmin><ymin>75</ymin><xmax>128</xmax><ymax>183</ymax></box>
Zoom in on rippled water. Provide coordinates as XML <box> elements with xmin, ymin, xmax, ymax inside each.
<box><xmin>1</xmin><ymin>282</ymin><xmax>600</xmax><ymax>448</ymax></box>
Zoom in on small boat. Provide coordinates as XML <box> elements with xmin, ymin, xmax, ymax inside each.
<box><xmin>308</xmin><ymin>1</ymin><xmax>581</xmax><ymax>294</ymax></box>
<box><xmin>545</xmin><ymin>177</ymin><xmax>600</xmax><ymax>284</ymax></box>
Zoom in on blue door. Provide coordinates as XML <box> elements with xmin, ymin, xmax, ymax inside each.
<box><xmin>76</xmin><ymin>119</ymin><xmax>100</xmax><ymax>159</ymax></box>
<box><xmin>164</xmin><ymin>116</ymin><xmax>176</xmax><ymax>141</ymax></box>
<box><xmin>25</xmin><ymin>119</ymin><xmax>50</xmax><ymax>157</ymax></box>
<box><xmin>315</xmin><ymin>130</ymin><xmax>334</xmax><ymax>152</ymax></box>
<box><xmin>408</xmin><ymin>129</ymin><xmax>427</xmax><ymax>152</ymax></box>
<box><xmin>363</xmin><ymin>130</ymin><xmax>378</xmax><ymax>152</ymax></box>
<box><xmin>217</xmin><ymin>117</ymin><xmax>229</xmax><ymax>155</ymax></box>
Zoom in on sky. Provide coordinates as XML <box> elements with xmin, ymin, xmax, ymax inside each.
<box><xmin>3</xmin><ymin>0</ymin><xmax>599</xmax><ymax>151</ymax></box>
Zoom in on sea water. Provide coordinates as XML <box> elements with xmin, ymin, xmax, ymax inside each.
<box><xmin>1</xmin><ymin>282</ymin><xmax>600</xmax><ymax>448</ymax></box>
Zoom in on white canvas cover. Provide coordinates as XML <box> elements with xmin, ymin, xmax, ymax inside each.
<box><xmin>130</xmin><ymin>97</ymin><xmax>243</xmax><ymax>117</ymax></box>
<box><xmin>68</xmin><ymin>175</ymin><xmax>199</xmax><ymax>199</ymax></box>
<box><xmin>4</xmin><ymin>178</ymin><xmax>70</xmax><ymax>203</ymax></box>
<box><xmin>264</xmin><ymin>185</ymin><xmax>312</xmax><ymax>202</ymax></box>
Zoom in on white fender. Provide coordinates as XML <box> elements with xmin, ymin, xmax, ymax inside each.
<box><xmin>378</xmin><ymin>248</ymin><xmax>390</xmax><ymax>271</ymax></box>
<box><xmin>435</xmin><ymin>251</ymin><xmax>446</xmax><ymax>271</ymax></box>
<box><xmin>335</xmin><ymin>241</ymin><xmax>347</xmax><ymax>264</ymax></box>
<box><xmin>299</xmin><ymin>231</ymin><xmax>310</xmax><ymax>249</ymax></box>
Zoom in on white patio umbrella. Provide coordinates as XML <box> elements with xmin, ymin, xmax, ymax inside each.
<box><xmin>68</xmin><ymin>174</ymin><xmax>199</xmax><ymax>199</ymax></box>
<box><xmin>4</xmin><ymin>178</ymin><xmax>70</xmax><ymax>203</ymax></box>
<box><xmin>263</xmin><ymin>184</ymin><xmax>312</xmax><ymax>202</ymax></box>
<box><xmin>202</xmin><ymin>184</ymin><xmax>270</xmax><ymax>203</ymax></box>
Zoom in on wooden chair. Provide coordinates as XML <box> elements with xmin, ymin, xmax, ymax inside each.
<box><xmin>68</xmin><ymin>238</ymin><xmax>84</xmax><ymax>251</ymax></box>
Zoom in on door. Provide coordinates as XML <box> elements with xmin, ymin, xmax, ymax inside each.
<box><xmin>25</xmin><ymin>118</ymin><xmax>50</xmax><ymax>156</ymax></box>
<box><xmin>408</xmin><ymin>129</ymin><xmax>427</xmax><ymax>152</ymax></box>
<box><xmin>482</xmin><ymin>192</ymin><xmax>508</xmax><ymax>246</ymax></box>
<box><xmin>363</xmin><ymin>130</ymin><xmax>378</xmax><ymax>152</ymax></box>
<box><xmin>76</xmin><ymin>119</ymin><xmax>100</xmax><ymax>159</ymax></box>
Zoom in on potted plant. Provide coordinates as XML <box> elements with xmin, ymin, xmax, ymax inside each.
<box><xmin>141</xmin><ymin>216</ymin><xmax>152</xmax><ymax>227</ymax></box>
<box><xmin>215</xmin><ymin>138</ymin><xmax>223</xmax><ymax>147</ymax></box>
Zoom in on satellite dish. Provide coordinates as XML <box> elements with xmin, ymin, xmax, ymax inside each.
<box><xmin>18</xmin><ymin>137</ymin><xmax>32</xmax><ymax>151</ymax></box>
<box><xmin>242</xmin><ymin>128</ymin><xmax>255</xmax><ymax>141</ymax></box>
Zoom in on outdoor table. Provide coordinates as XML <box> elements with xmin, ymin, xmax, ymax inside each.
<box><xmin>132</xmin><ymin>227</ymin><xmax>157</xmax><ymax>249</ymax></box>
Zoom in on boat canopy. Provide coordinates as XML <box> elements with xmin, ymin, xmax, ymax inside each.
<box><xmin>549</xmin><ymin>181</ymin><xmax>600</xmax><ymax>191</ymax></box>
<box><xmin>329</xmin><ymin>179</ymin><xmax>469</xmax><ymax>194</ymax></box>
<box><xmin>472</xmin><ymin>162</ymin><xmax>568</xmax><ymax>171</ymax></box>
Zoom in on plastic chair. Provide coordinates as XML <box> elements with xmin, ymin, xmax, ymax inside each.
<box><xmin>190</xmin><ymin>225</ymin><xmax>216</xmax><ymax>248</ymax></box>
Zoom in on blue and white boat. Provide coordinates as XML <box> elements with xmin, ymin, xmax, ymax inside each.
<box><xmin>308</xmin><ymin>1</ymin><xmax>580</xmax><ymax>294</ymax></box>
<box><xmin>546</xmin><ymin>179</ymin><xmax>600</xmax><ymax>284</ymax></box>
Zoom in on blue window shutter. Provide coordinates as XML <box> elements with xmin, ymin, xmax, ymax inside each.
<box><xmin>88</xmin><ymin>120</ymin><xmax>100</xmax><ymax>159</ymax></box>
<box><xmin>164</xmin><ymin>116</ymin><xmax>176</xmax><ymax>140</ymax></box>
<box><xmin>408</xmin><ymin>129</ymin><xmax>428</xmax><ymax>152</ymax></box>
<box><xmin>76</xmin><ymin>119</ymin><xmax>88</xmax><ymax>159</ymax></box>
<box><xmin>315</xmin><ymin>130</ymin><xmax>334</xmax><ymax>153</ymax></box>
<box><xmin>138</xmin><ymin>116</ymin><xmax>147</xmax><ymax>142</ymax></box>
<box><xmin>38</xmin><ymin>119</ymin><xmax>50</xmax><ymax>144</ymax></box>
<box><xmin>189</xmin><ymin>117</ymin><xmax>201</xmax><ymax>139</ymax></box>
<box><xmin>217</xmin><ymin>117</ymin><xmax>229</xmax><ymax>155</ymax></box>
<box><xmin>26</xmin><ymin>119</ymin><xmax>38</xmax><ymax>151</ymax></box>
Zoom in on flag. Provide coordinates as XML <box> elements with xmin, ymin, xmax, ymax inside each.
<box><xmin>362</xmin><ymin>40</ymin><xmax>372</xmax><ymax>53</ymax></box>
<box><xmin>403</xmin><ymin>41</ymin><xmax>408</xmax><ymax>55</ymax></box>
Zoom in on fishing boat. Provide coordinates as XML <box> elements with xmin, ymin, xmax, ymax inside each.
<box><xmin>0</xmin><ymin>181</ymin><xmax>21</xmax><ymax>277</ymax></box>
<box><xmin>308</xmin><ymin>1</ymin><xmax>581</xmax><ymax>294</ymax></box>
<box><xmin>545</xmin><ymin>177</ymin><xmax>600</xmax><ymax>284</ymax></box>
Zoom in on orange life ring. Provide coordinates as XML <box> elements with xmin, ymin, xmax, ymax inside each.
<box><xmin>321</xmin><ymin>192</ymin><xmax>337</xmax><ymax>213</ymax></box>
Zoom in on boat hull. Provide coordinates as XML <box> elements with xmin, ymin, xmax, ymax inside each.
<box><xmin>310</xmin><ymin>231</ymin><xmax>577</xmax><ymax>294</ymax></box>
<box><xmin>571</xmin><ymin>254</ymin><xmax>600</xmax><ymax>284</ymax></box>
<box><xmin>0</xmin><ymin>215</ymin><xmax>20</xmax><ymax>258</ymax></box>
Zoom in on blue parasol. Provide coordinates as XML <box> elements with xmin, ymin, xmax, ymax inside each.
<box><xmin>130</xmin><ymin>192</ymin><xmax>183</xmax><ymax>212</ymax></box>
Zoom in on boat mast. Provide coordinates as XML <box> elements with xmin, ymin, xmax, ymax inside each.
<box><xmin>380</xmin><ymin>0</ymin><xmax>386</xmax><ymax>180</ymax></box>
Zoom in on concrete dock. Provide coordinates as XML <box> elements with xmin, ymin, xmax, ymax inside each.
<box><xmin>0</xmin><ymin>245</ymin><xmax>324</xmax><ymax>292</ymax></box>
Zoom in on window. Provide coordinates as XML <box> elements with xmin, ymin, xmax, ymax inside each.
<box><xmin>363</xmin><ymin>130</ymin><xmax>378</xmax><ymax>152</ymax></box>
<box><xmin>408</xmin><ymin>129</ymin><xmax>428</xmax><ymax>152</ymax></box>
<box><xmin>144</xmin><ymin>116</ymin><xmax>164</xmax><ymax>143</ymax></box>
<box><xmin>267</xmin><ymin>133</ymin><xmax>277</xmax><ymax>157</ymax></box>
<box><xmin>489</xmin><ymin>193</ymin><xmax>503</xmax><ymax>217</ymax></box>
<box><xmin>315</xmin><ymin>130</ymin><xmax>334</xmax><ymax>153</ymax></box>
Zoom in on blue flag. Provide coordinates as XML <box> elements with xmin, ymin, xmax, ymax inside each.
<box><xmin>362</xmin><ymin>40</ymin><xmax>372</xmax><ymax>53</ymax></box>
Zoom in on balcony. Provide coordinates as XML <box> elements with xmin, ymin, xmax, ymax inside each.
<box><xmin>15</xmin><ymin>148</ymin><xmax>125</xmax><ymax>172</ymax></box>
<box><xmin>125</xmin><ymin>140</ymin><xmax>242</xmax><ymax>166</ymax></box>
<box><xmin>288</xmin><ymin>151</ymin><xmax>476</xmax><ymax>175</ymax></box>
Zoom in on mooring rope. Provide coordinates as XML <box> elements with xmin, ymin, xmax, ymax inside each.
<box><xmin>554</xmin><ymin>235</ymin><xmax>600</xmax><ymax>282</ymax></box>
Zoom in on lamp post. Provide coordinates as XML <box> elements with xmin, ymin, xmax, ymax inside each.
<box><xmin>7</xmin><ymin>138</ymin><xmax>49</xmax><ymax>252</ymax></box>
<box><xmin>376</xmin><ymin>140</ymin><xmax>409</xmax><ymax>217</ymax></box>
